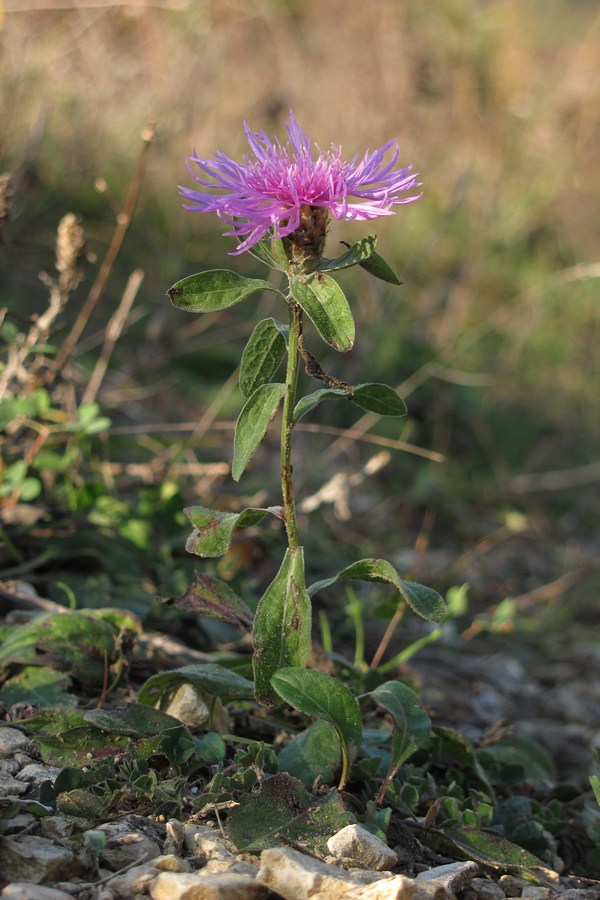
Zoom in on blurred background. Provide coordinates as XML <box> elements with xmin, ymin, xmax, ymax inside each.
<box><xmin>1</xmin><ymin>0</ymin><xmax>599</xmax><ymax>640</ymax></box>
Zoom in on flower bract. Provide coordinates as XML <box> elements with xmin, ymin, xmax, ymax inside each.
<box><xmin>180</xmin><ymin>111</ymin><xmax>421</xmax><ymax>254</ymax></box>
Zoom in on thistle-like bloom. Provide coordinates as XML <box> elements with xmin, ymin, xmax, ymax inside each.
<box><xmin>180</xmin><ymin>111</ymin><xmax>421</xmax><ymax>255</ymax></box>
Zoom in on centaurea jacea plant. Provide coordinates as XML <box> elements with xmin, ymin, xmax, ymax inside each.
<box><xmin>169</xmin><ymin>113</ymin><xmax>446</xmax><ymax>791</ymax></box>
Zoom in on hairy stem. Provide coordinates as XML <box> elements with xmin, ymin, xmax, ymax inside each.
<box><xmin>281</xmin><ymin>298</ymin><xmax>302</xmax><ymax>550</ymax></box>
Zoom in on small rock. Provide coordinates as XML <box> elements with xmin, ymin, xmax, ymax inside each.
<box><xmin>413</xmin><ymin>882</ymin><xmax>454</xmax><ymax>900</ymax></box>
<box><xmin>154</xmin><ymin>854</ymin><xmax>193</xmax><ymax>873</ymax></box>
<box><xmin>499</xmin><ymin>875</ymin><xmax>531</xmax><ymax>897</ymax></box>
<box><xmin>165</xmin><ymin>683</ymin><xmax>210</xmax><ymax>728</ymax></box>
<box><xmin>521</xmin><ymin>889</ymin><xmax>551</xmax><ymax>900</ymax></box>
<box><xmin>184</xmin><ymin>825</ymin><xmax>236</xmax><ymax>864</ymax></box>
<box><xmin>0</xmin><ymin>772</ymin><xmax>27</xmax><ymax>796</ymax></box>
<box><xmin>0</xmin><ymin>758</ymin><xmax>19</xmax><ymax>775</ymax></box>
<box><xmin>150</xmin><ymin>871</ymin><xmax>270</xmax><ymax>899</ymax></box>
<box><xmin>96</xmin><ymin>817</ymin><xmax>162</xmax><ymax>870</ymax></box>
<box><xmin>40</xmin><ymin>816</ymin><xmax>78</xmax><ymax>841</ymax></box>
<box><xmin>0</xmin><ymin>834</ymin><xmax>86</xmax><ymax>885</ymax></box>
<box><xmin>471</xmin><ymin>878</ymin><xmax>507</xmax><ymax>900</ymax></box>
<box><xmin>164</xmin><ymin>818</ymin><xmax>185</xmax><ymax>856</ymax></box>
<box><xmin>0</xmin><ymin>728</ymin><xmax>31</xmax><ymax>759</ymax></box>
<box><xmin>1</xmin><ymin>884</ymin><xmax>73</xmax><ymax>900</ymax></box>
<box><xmin>108</xmin><ymin>861</ymin><xmax>160</xmax><ymax>898</ymax></box>
<box><xmin>345</xmin><ymin>874</ymin><xmax>417</xmax><ymax>899</ymax></box>
<box><xmin>16</xmin><ymin>763</ymin><xmax>62</xmax><ymax>786</ymax></box>
<box><xmin>417</xmin><ymin>861</ymin><xmax>479</xmax><ymax>892</ymax></box>
<box><xmin>327</xmin><ymin>824</ymin><xmax>398</xmax><ymax>871</ymax></box>
<box><xmin>257</xmin><ymin>846</ymin><xmax>370</xmax><ymax>899</ymax></box>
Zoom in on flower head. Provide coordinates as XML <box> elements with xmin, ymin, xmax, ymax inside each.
<box><xmin>180</xmin><ymin>111</ymin><xmax>421</xmax><ymax>255</ymax></box>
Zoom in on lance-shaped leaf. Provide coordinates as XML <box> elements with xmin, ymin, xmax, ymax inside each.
<box><xmin>247</xmin><ymin>234</ymin><xmax>289</xmax><ymax>272</ymax></box>
<box><xmin>252</xmin><ymin>549</ymin><xmax>312</xmax><ymax>708</ymax></box>
<box><xmin>232</xmin><ymin>382</ymin><xmax>286</xmax><ymax>481</ymax></box>
<box><xmin>359</xmin><ymin>250</ymin><xmax>401</xmax><ymax>285</ymax></box>
<box><xmin>293</xmin><ymin>388</ymin><xmax>348</xmax><ymax>424</ymax></box>
<box><xmin>239</xmin><ymin>318</ymin><xmax>288</xmax><ymax>398</ymax></box>
<box><xmin>290</xmin><ymin>274</ymin><xmax>355</xmax><ymax>352</ymax></box>
<box><xmin>318</xmin><ymin>235</ymin><xmax>377</xmax><ymax>272</ymax></box>
<box><xmin>161</xmin><ymin>572</ymin><xmax>254</xmax><ymax>631</ymax></box>
<box><xmin>369</xmin><ymin>680</ymin><xmax>431</xmax><ymax>804</ymax></box>
<box><xmin>184</xmin><ymin>504</ymin><xmax>283</xmax><ymax>558</ymax></box>
<box><xmin>168</xmin><ymin>269</ymin><xmax>284</xmax><ymax>313</ymax></box>
<box><xmin>270</xmin><ymin>667</ymin><xmax>362</xmax><ymax>791</ymax></box>
<box><xmin>351</xmin><ymin>383</ymin><xmax>407</xmax><ymax>417</ymax></box>
<box><xmin>308</xmin><ymin>558</ymin><xmax>447</xmax><ymax>624</ymax></box>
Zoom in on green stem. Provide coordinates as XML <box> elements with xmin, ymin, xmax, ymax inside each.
<box><xmin>281</xmin><ymin>298</ymin><xmax>302</xmax><ymax>551</ymax></box>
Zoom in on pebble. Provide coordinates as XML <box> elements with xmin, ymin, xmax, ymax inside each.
<box><xmin>0</xmin><ymin>884</ymin><xmax>73</xmax><ymax>900</ymax></box>
<box><xmin>417</xmin><ymin>861</ymin><xmax>479</xmax><ymax>893</ymax></box>
<box><xmin>327</xmin><ymin>824</ymin><xmax>399</xmax><ymax>871</ymax></box>
<box><xmin>150</xmin><ymin>871</ymin><xmax>270</xmax><ymax>899</ymax></box>
<box><xmin>257</xmin><ymin>846</ymin><xmax>378</xmax><ymax>899</ymax></box>
<box><xmin>0</xmin><ymin>728</ymin><xmax>31</xmax><ymax>758</ymax></box>
<box><xmin>344</xmin><ymin>875</ymin><xmax>417</xmax><ymax>899</ymax></box>
<box><xmin>499</xmin><ymin>875</ymin><xmax>532</xmax><ymax>897</ymax></box>
<box><xmin>96</xmin><ymin>817</ymin><xmax>162</xmax><ymax>870</ymax></box>
<box><xmin>471</xmin><ymin>878</ymin><xmax>507</xmax><ymax>900</ymax></box>
<box><xmin>16</xmin><ymin>763</ymin><xmax>62</xmax><ymax>786</ymax></box>
<box><xmin>0</xmin><ymin>834</ymin><xmax>85</xmax><ymax>885</ymax></box>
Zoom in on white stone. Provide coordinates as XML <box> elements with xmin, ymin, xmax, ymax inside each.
<box><xmin>1</xmin><ymin>884</ymin><xmax>73</xmax><ymax>900</ymax></box>
<box><xmin>345</xmin><ymin>875</ymin><xmax>417</xmax><ymax>900</ymax></box>
<box><xmin>0</xmin><ymin>834</ymin><xmax>84</xmax><ymax>885</ymax></box>
<box><xmin>327</xmin><ymin>824</ymin><xmax>398</xmax><ymax>871</ymax></box>
<box><xmin>108</xmin><ymin>861</ymin><xmax>160</xmax><ymax>898</ymax></box>
<box><xmin>150</xmin><ymin>871</ymin><xmax>270</xmax><ymax>899</ymax></box>
<box><xmin>16</xmin><ymin>763</ymin><xmax>62</xmax><ymax>785</ymax></box>
<box><xmin>155</xmin><ymin>854</ymin><xmax>193</xmax><ymax>873</ymax></box>
<box><xmin>96</xmin><ymin>818</ymin><xmax>162</xmax><ymax>870</ymax></box>
<box><xmin>0</xmin><ymin>728</ymin><xmax>31</xmax><ymax>759</ymax></box>
<box><xmin>165</xmin><ymin>683</ymin><xmax>210</xmax><ymax>729</ymax></box>
<box><xmin>257</xmin><ymin>846</ymin><xmax>366</xmax><ymax>899</ymax></box>
<box><xmin>471</xmin><ymin>879</ymin><xmax>507</xmax><ymax>900</ymax></box>
<box><xmin>417</xmin><ymin>861</ymin><xmax>479</xmax><ymax>892</ymax></box>
<box><xmin>0</xmin><ymin>772</ymin><xmax>27</xmax><ymax>796</ymax></box>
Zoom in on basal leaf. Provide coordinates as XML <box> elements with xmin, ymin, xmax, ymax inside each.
<box><xmin>184</xmin><ymin>504</ymin><xmax>283</xmax><ymax>558</ymax></box>
<box><xmin>277</xmin><ymin>719</ymin><xmax>341</xmax><ymax>788</ymax></box>
<box><xmin>292</xmin><ymin>388</ymin><xmax>348</xmax><ymax>424</ymax></box>
<box><xmin>290</xmin><ymin>274</ymin><xmax>355</xmax><ymax>352</ymax></box>
<box><xmin>161</xmin><ymin>572</ymin><xmax>254</xmax><ymax>631</ymax></box>
<box><xmin>0</xmin><ymin>666</ymin><xmax>76</xmax><ymax>709</ymax></box>
<box><xmin>441</xmin><ymin>827</ymin><xmax>544</xmax><ymax>872</ymax></box>
<box><xmin>318</xmin><ymin>235</ymin><xmax>377</xmax><ymax>272</ymax></box>
<box><xmin>138</xmin><ymin>663</ymin><xmax>255</xmax><ymax>708</ymax></box>
<box><xmin>308</xmin><ymin>559</ymin><xmax>447</xmax><ymax>624</ymax></box>
<box><xmin>168</xmin><ymin>270</ymin><xmax>283</xmax><ymax>313</ymax></box>
<box><xmin>270</xmin><ymin>667</ymin><xmax>362</xmax><ymax>790</ymax></box>
<box><xmin>252</xmin><ymin>549</ymin><xmax>312</xmax><ymax>708</ymax></box>
<box><xmin>232</xmin><ymin>382</ymin><xmax>286</xmax><ymax>481</ymax></box>
<box><xmin>359</xmin><ymin>250</ymin><xmax>401</xmax><ymax>285</ymax></box>
<box><xmin>352</xmin><ymin>383</ymin><xmax>407</xmax><ymax>417</ymax></box>
<box><xmin>84</xmin><ymin>703</ymin><xmax>184</xmax><ymax>737</ymax></box>
<box><xmin>239</xmin><ymin>318</ymin><xmax>288</xmax><ymax>398</ymax></box>
<box><xmin>369</xmin><ymin>681</ymin><xmax>431</xmax><ymax>801</ymax></box>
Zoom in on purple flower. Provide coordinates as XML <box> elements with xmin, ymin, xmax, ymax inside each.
<box><xmin>180</xmin><ymin>111</ymin><xmax>421</xmax><ymax>255</ymax></box>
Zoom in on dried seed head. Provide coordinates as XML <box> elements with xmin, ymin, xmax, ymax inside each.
<box><xmin>0</xmin><ymin>173</ymin><xmax>13</xmax><ymax>241</ymax></box>
<box><xmin>55</xmin><ymin>212</ymin><xmax>86</xmax><ymax>293</ymax></box>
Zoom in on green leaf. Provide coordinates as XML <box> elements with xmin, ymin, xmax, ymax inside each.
<box><xmin>239</xmin><ymin>318</ymin><xmax>288</xmax><ymax>398</ymax></box>
<box><xmin>270</xmin><ymin>667</ymin><xmax>362</xmax><ymax>790</ymax></box>
<box><xmin>477</xmin><ymin>736</ymin><xmax>556</xmax><ymax>789</ymax></box>
<box><xmin>318</xmin><ymin>235</ymin><xmax>377</xmax><ymax>272</ymax></box>
<box><xmin>252</xmin><ymin>549</ymin><xmax>312</xmax><ymax>708</ymax></box>
<box><xmin>591</xmin><ymin>774</ymin><xmax>600</xmax><ymax>807</ymax></box>
<box><xmin>167</xmin><ymin>269</ymin><xmax>283</xmax><ymax>313</ymax></box>
<box><xmin>0</xmin><ymin>666</ymin><xmax>76</xmax><ymax>709</ymax></box>
<box><xmin>290</xmin><ymin>274</ymin><xmax>355</xmax><ymax>352</ymax></box>
<box><xmin>277</xmin><ymin>719</ymin><xmax>341</xmax><ymax>789</ymax></box>
<box><xmin>227</xmin><ymin>774</ymin><xmax>354</xmax><ymax>855</ymax></box>
<box><xmin>352</xmin><ymin>383</ymin><xmax>407</xmax><ymax>417</ymax></box>
<box><xmin>292</xmin><ymin>388</ymin><xmax>348</xmax><ymax>424</ymax></box>
<box><xmin>184</xmin><ymin>504</ymin><xmax>283</xmax><ymax>558</ymax></box>
<box><xmin>232</xmin><ymin>382</ymin><xmax>286</xmax><ymax>481</ymax></box>
<box><xmin>308</xmin><ymin>559</ymin><xmax>447</xmax><ymax>624</ymax></box>
<box><xmin>247</xmin><ymin>234</ymin><xmax>289</xmax><ymax>272</ymax></box>
<box><xmin>138</xmin><ymin>663</ymin><xmax>255</xmax><ymax>708</ymax></box>
<box><xmin>161</xmin><ymin>573</ymin><xmax>254</xmax><ymax>631</ymax></box>
<box><xmin>84</xmin><ymin>703</ymin><xmax>185</xmax><ymax>737</ymax></box>
<box><xmin>359</xmin><ymin>250</ymin><xmax>401</xmax><ymax>285</ymax></box>
<box><xmin>441</xmin><ymin>827</ymin><xmax>543</xmax><ymax>872</ymax></box>
<box><xmin>369</xmin><ymin>681</ymin><xmax>431</xmax><ymax>801</ymax></box>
